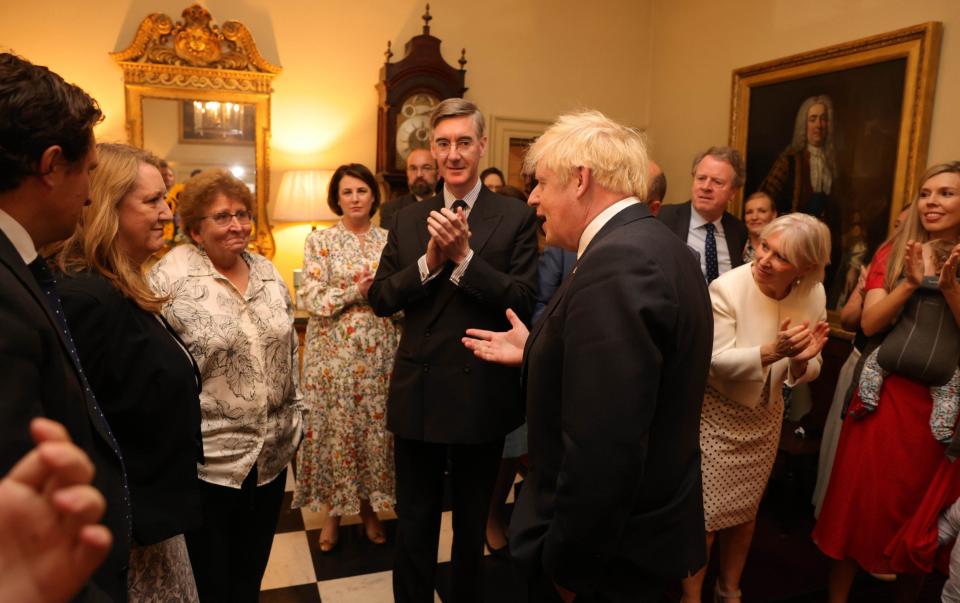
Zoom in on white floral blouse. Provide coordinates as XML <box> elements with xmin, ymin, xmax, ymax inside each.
<box><xmin>149</xmin><ymin>245</ymin><xmax>304</xmax><ymax>489</ymax></box>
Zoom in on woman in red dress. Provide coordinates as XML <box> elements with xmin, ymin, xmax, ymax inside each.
<box><xmin>813</xmin><ymin>162</ymin><xmax>960</xmax><ymax>602</ymax></box>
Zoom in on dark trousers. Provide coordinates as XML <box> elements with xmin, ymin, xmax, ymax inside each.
<box><xmin>392</xmin><ymin>436</ymin><xmax>503</xmax><ymax>603</ymax></box>
<box><xmin>526</xmin><ymin>559</ymin><xmax>668</xmax><ymax>603</ymax></box>
<box><xmin>185</xmin><ymin>466</ymin><xmax>286</xmax><ymax>603</ymax></box>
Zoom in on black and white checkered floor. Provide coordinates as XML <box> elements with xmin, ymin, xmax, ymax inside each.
<box><xmin>258</xmin><ymin>470</ymin><xmax>524</xmax><ymax>603</ymax></box>
<box><xmin>258</xmin><ymin>469</ymin><xmax>951</xmax><ymax>603</ymax></box>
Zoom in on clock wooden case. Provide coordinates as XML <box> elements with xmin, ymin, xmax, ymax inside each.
<box><xmin>376</xmin><ymin>5</ymin><xmax>467</xmax><ymax>196</ymax></box>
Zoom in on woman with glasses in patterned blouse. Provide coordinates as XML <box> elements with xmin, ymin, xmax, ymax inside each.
<box><xmin>149</xmin><ymin>170</ymin><xmax>304</xmax><ymax>603</ymax></box>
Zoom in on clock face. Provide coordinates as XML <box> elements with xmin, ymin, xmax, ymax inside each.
<box><xmin>395</xmin><ymin>93</ymin><xmax>439</xmax><ymax>170</ymax></box>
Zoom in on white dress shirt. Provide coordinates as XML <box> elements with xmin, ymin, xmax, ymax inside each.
<box><xmin>577</xmin><ymin>197</ymin><xmax>640</xmax><ymax>259</ymax></box>
<box><xmin>0</xmin><ymin>207</ymin><xmax>37</xmax><ymax>263</ymax></box>
<box><xmin>687</xmin><ymin>207</ymin><xmax>732</xmax><ymax>278</ymax></box>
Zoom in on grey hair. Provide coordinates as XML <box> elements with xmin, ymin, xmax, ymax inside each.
<box><xmin>430</xmin><ymin>98</ymin><xmax>485</xmax><ymax>139</ymax></box>
<box><xmin>790</xmin><ymin>95</ymin><xmax>836</xmax><ymax>173</ymax></box>
<box><xmin>760</xmin><ymin>213</ymin><xmax>831</xmax><ymax>290</ymax></box>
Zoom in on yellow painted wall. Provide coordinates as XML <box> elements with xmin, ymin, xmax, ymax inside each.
<box><xmin>0</xmin><ymin>0</ymin><xmax>654</xmax><ymax>291</ymax></box>
<box><xmin>647</xmin><ymin>0</ymin><xmax>960</xmax><ymax>208</ymax></box>
<box><xmin>2</xmin><ymin>0</ymin><xmax>958</xmax><ymax>290</ymax></box>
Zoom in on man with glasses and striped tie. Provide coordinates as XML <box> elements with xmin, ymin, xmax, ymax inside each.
<box><xmin>369</xmin><ymin>97</ymin><xmax>539</xmax><ymax>603</ymax></box>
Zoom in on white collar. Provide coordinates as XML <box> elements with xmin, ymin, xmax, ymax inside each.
<box><xmin>690</xmin><ymin>206</ymin><xmax>724</xmax><ymax>232</ymax></box>
<box><xmin>0</xmin><ymin>207</ymin><xmax>38</xmax><ymax>263</ymax></box>
<box><xmin>442</xmin><ymin>178</ymin><xmax>482</xmax><ymax>209</ymax></box>
<box><xmin>577</xmin><ymin>197</ymin><xmax>640</xmax><ymax>259</ymax></box>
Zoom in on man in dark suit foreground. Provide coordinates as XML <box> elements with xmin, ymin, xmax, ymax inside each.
<box><xmin>368</xmin><ymin>98</ymin><xmax>538</xmax><ymax>603</ymax></box>
<box><xmin>0</xmin><ymin>52</ymin><xmax>130</xmax><ymax>601</ymax></box>
<box><xmin>658</xmin><ymin>146</ymin><xmax>749</xmax><ymax>283</ymax></box>
<box><xmin>463</xmin><ymin>111</ymin><xmax>713</xmax><ymax>602</ymax></box>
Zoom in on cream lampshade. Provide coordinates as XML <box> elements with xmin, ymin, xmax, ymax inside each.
<box><xmin>272</xmin><ymin>169</ymin><xmax>337</xmax><ymax>227</ymax></box>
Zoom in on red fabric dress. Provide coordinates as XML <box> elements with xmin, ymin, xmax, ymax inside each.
<box><xmin>812</xmin><ymin>244</ymin><xmax>960</xmax><ymax>574</ymax></box>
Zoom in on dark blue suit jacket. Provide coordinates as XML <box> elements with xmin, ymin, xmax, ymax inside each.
<box><xmin>0</xmin><ymin>233</ymin><xmax>130</xmax><ymax>602</ymax></box>
<box><xmin>511</xmin><ymin>204</ymin><xmax>712</xmax><ymax>600</ymax></box>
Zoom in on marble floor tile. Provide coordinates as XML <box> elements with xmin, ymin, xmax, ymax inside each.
<box><xmin>259</xmin><ymin>582</ymin><xmax>321</xmax><ymax>603</ymax></box>
<box><xmin>308</xmin><ymin>523</ymin><xmax>397</xmax><ymax>581</ymax></box>
<box><xmin>436</xmin><ymin>511</ymin><xmax>453</xmax><ymax>563</ymax></box>
<box><xmin>316</xmin><ymin>569</ymin><xmax>394</xmax><ymax>603</ymax></box>
<box><xmin>261</xmin><ymin>531</ymin><xmax>317</xmax><ymax>591</ymax></box>
<box><xmin>276</xmin><ymin>491</ymin><xmax>306</xmax><ymax>533</ymax></box>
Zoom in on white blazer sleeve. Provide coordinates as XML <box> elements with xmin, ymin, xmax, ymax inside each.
<box><xmin>708</xmin><ymin>275</ymin><xmax>767</xmax><ymax>383</ymax></box>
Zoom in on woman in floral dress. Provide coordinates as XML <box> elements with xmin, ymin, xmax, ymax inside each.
<box><xmin>293</xmin><ymin>163</ymin><xmax>400</xmax><ymax>551</ymax></box>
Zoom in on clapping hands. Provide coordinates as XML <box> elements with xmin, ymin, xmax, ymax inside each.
<box><xmin>356</xmin><ymin>266</ymin><xmax>374</xmax><ymax>299</ymax></box>
<box><xmin>425</xmin><ymin>207</ymin><xmax>471</xmax><ymax>271</ymax></box>
<box><xmin>938</xmin><ymin>243</ymin><xmax>960</xmax><ymax>294</ymax></box>
<box><xmin>774</xmin><ymin>318</ymin><xmax>830</xmax><ymax>363</ymax></box>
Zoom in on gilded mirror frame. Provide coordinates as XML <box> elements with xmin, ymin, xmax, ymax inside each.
<box><xmin>111</xmin><ymin>4</ymin><xmax>280</xmax><ymax>257</ymax></box>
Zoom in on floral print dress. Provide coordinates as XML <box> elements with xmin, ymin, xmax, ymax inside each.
<box><xmin>293</xmin><ymin>222</ymin><xmax>400</xmax><ymax>516</ymax></box>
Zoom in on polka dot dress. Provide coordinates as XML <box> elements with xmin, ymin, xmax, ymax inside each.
<box><xmin>700</xmin><ymin>375</ymin><xmax>782</xmax><ymax>531</ymax></box>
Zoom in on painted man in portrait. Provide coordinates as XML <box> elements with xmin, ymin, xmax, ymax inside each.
<box><xmin>760</xmin><ymin>94</ymin><xmax>845</xmax><ymax>302</ymax></box>
<box><xmin>759</xmin><ymin>94</ymin><xmax>836</xmax><ymax>219</ymax></box>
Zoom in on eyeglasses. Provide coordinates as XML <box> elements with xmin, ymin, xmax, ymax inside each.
<box><xmin>434</xmin><ymin>139</ymin><xmax>476</xmax><ymax>155</ymax></box>
<box><xmin>203</xmin><ymin>210</ymin><xmax>252</xmax><ymax>227</ymax></box>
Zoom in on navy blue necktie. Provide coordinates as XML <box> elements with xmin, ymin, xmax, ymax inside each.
<box><xmin>26</xmin><ymin>257</ymin><xmax>132</xmax><ymax>539</ymax></box>
<box><xmin>704</xmin><ymin>222</ymin><xmax>719</xmax><ymax>283</ymax></box>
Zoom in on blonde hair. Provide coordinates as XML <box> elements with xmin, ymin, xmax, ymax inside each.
<box><xmin>178</xmin><ymin>169</ymin><xmax>254</xmax><ymax>239</ymax></box>
<box><xmin>760</xmin><ymin>213</ymin><xmax>831</xmax><ymax>290</ymax></box>
<box><xmin>523</xmin><ymin>110</ymin><xmax>648</xmax><ymax>199</ymax></box>
<box><xmin>55</xmin><ymin>143</ymin><xmax>168</xmax><ymax>312</ymax></box>
<box><xmin>884</xmin><ymin>162</ymin><xmax>960</xmax><ymax>290</ymax></box>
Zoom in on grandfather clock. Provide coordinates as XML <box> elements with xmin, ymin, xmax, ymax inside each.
<box><xmin>376</xmin><ymin>4</ymin><xmax>467</xmax><ymax>196</ymax></box>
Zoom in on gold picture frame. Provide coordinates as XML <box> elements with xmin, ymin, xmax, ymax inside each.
<box><xmin>729</xmin><ymin>22</ymin><xmax>942</xmax><ymax>323</ymax></box>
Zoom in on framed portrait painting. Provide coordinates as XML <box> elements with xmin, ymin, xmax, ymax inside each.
<box><xmin>729</xmin><ymin>22</ymin><xmax>942</xmax><ymax>316</ymax></box>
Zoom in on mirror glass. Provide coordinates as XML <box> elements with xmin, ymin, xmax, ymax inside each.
<box><xmin>142</xmin><ymin>97</ymin><xmax>257</xmax><ymax>193</ymax></box>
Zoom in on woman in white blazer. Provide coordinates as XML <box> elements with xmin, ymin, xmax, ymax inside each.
<box><xmin>682</xmin><ymin>213</ymin><xmax>830</xmax><ymax>603</ymax></box>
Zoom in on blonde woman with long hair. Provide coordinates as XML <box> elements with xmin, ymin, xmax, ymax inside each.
<box><xmin>814</xmin><ymin>162</ymin><xmax>960</xmax><ymax>602</ymax></box>
<box><xmin>55</xmin><ymin>143</ymin><xmax>202</xmax><ymax>601</ymax></box>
